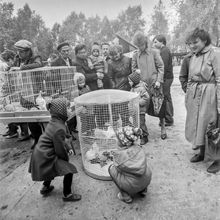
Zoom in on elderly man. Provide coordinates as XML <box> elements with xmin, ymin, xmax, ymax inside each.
<box><xmin>12</xmin><ymin>39</ymin><xmax>43</xmax><ymax>149</ymax></box>
<box><xmin>132</xmin><ymin>31</ymin><xmax>166</xmax><ymax>142</ymax></box>
<box><xmin>51</xmin><ymin>42</ymin><xmax>77</xmax><ymax>137</ymax></box>
<box><xmin>51</xmin><ymin>42</ymin><xmax>73</xmax><ymax>67</ymax></box>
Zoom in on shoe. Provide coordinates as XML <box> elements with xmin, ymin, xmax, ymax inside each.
<box><xmin>117</xmin><ymin>192</ymin><xmax>132</xmax><ymax>204</ymax></box>
<box><xmin>2</xmin><ymin>130</ymin><xmax>11</xmax><ymax>137</ymax></box>
<box><xmin>207</xmin><ymin>161</ymin><xmax>220</xmax><ymax>173</ymax></box>
<box><xmin>190</xmin><ymin>154</ymin><xmax>204</xmax><ymax>163</ymax></box>
<box><xmin>62</xmin><ymin>193</ymin><xmax>82</xmax><ymax>202</ymax></box>
<box><xmin>40</xmin><ymin>185</ymin><xmax>54</xmax><ymax>195</ymax></box>
<box><xmin>140</xmin><ymin>136</ymin><xmax>148</xmax><ymax>145</ymax></box>
<box><xmin>17</xmin><ymin>135</ymin><xmax>30</xmax><ymax>142</ymax></box>
<box><xmin>5</xmin><ymin>132</ymin><xmax>18</xmax><ymax>139</ymax></box>
<box><xmin>138</xmin><ymin>187</ymin><xmax>148</xmax><ymax>197</ymax></box>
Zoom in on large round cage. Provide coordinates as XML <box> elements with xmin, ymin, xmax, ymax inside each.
<box><xmin>74</xmin><ymin>89</ymin><xmax>140</xmax><ymax>180</ymax></box>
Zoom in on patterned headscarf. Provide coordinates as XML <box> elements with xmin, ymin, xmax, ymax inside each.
<box><xmin>46</xmin><ymin>98</ymin><xmax>69</xmax><ymax>122</ymax></box>
<box><xmin>115</xmin><ymin>125</ymin><xmax>142</xmax><ymax>147</ymax></box>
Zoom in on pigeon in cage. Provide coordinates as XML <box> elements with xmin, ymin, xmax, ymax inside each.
<box><xmin>19</xmin><ymin>93</ymin><xmax>39</xmax><ymax>110</ymax></box>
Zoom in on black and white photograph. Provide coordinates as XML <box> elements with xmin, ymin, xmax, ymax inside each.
<box><xmin>0</xmin><ymin>0</ymin><xmax>220</xmax><ymax>219</ymax></box>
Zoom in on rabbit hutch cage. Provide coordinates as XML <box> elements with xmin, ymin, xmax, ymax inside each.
<box><xmin>0</xmin><ymin>66</ymin><xmax>78</xmax><ymax>124</ymax></box>
<box><xmin>74</xmin><ymin>89</ymin><xmax>140</xmax><ymax>180</ymax></box>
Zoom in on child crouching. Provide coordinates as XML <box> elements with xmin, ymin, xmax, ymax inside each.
<box><xmin>108</xmin><ymin>126</ymin><xmax>152</xmax><ymax>203</ymax></box>
<box><xmin>29</xmin><ymin>98</ymin><xmax>81</xmax><ymax>202</ymax></box>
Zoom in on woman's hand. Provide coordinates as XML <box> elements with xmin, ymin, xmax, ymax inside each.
<box><xmin>68</xmin><ymin>149</ymin><xmax>74</xmax><ymax>155</ymax></box>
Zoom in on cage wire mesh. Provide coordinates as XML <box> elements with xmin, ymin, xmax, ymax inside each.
<box><xmin>0</xmin><ymin>66</ymin><xmax>78</xmax><ymax>117</ymax></box>
<box><xmin>74</xmin><ymin>89</ymin><xmax>140</xmax><ymax>180</ymax></box>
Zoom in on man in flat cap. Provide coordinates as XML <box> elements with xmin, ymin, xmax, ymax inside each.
<box><xmin>51</xmin><ymin>42</ymin><xmax>73</xmax><ymax>67</ymax></box>
<box><xmin>10</xmin><ymin>39</ymin><xmax>44</xmax><ymax>149</ymax></box>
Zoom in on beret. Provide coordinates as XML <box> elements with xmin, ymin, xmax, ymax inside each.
<box><xmin>14</xmin><ymin>40</ymin><xmax>32</xmax><ymax>51</ymax></box>
<box><xmin>57</xmin><ymin>42</ymin><xmax>70</xmax><ymax>51</ymax></box>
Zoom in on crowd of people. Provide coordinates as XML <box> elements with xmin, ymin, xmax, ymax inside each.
<box><xmin>1</xmin><ymin>27</ymin><xmax>220</xmax><ymax>204</ymax></box>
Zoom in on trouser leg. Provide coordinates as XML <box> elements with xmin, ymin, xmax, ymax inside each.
<box><xmin>28</xmin><ymin>122</ymin><xmax>42</xmax><ymax>142</ymax></box>
<box><xmin>8</xmin><ymin>123</ymin><xmax>18</xmax><ymax>133</ymax></box>
<box><xmin>20</xmin><ymin>123</ymin><xmax>29</xmax><ymax>136</ymax></box>
<box><xmin>63</xmin><ymin>173</ymin><xmax>73</xmax><ymax>197</ymax></box>
<box><xmin>140</xmin><ymin>114</ymin><xmax>148</xmax><ymax>137</ymax></box>
<box><xmin>43</xmin><ymin>180</ymin><xmax>51</xmax><ymax>188</ymax></box>
<box><xmin>163</xmin><ymin>78</ymin><xmax>174</xmax><ymax>124</ymax></box>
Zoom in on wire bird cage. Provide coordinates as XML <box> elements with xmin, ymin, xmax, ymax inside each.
<box><xmin>74</xmin><ymin>89</ymin><xmax>140</xmax><ymax>180</ymax></box>
<box><xmin>0</xmin><ymin>66</ymin><xmax>78</xmax><ymax>122</ymax></box>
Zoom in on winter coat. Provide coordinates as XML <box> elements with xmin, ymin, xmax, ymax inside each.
<box><xmin>14</xmin><ymin>52</ymin><xmax>43</xmax><ymax>95</ymax></box>
<box><xmin>29</xmin><ymin>116</ymin><xmax>77</xmax><ymax>181</ymax></box>
<box><xmin>130</xmin><ymin>81</ymin><xmax>150</xmax><ymax>114</ymax></box>
<box><xmin>51</xmin><ymin>56</ymin><xmax>73</xmax><ymax>67</ymax></box>
<box><xmin>179</xmin><ymin>53</ymin><xmax>193</xmax><ymax>93</ymax></box>
<box><xmin>73</xmin><ymin>57</ymin><xmax>99</xmax><ymax>91</ymax></box>
<box><xmin>185</xmin><ymin>46</ymin><xmax>220</xmax><ymax>147</ymax></box>
<box><xmin>160</xmin><ymin>46</ymin><xmax>173</xmax><ymax>79</ymax></box>
<box><xmin>14</xmin><ymin>53</ymin><xmax>43</xmax><ymax>70</ymax></box>
<box><xmin>132</xmin><ymin>48</ymin><xmax>164</xmax><ymax>88</ymax></box>
<box><xmin>109</xmin><ymin>144</ymin><xmax>152</xmax><ymax>195</ymax></box>
<box><xmin>108</xmin><ymin>55</ymin><xmax>131</xmax><ymax>91</ymax></box>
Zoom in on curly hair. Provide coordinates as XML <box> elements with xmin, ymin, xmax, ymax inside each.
<box><xmin>74</xmin><ymin>44</ymin><xmax>87</xmax><ymax>55</ymax></box>
<box><xmin>186</xmin><ymin>28</ymin><xmax>211</xmax><ymax>46</ymax></box>
<box><xmin>132</xmin><ymin>31</ymin><xmax>148</xmax><ymax>48</ymax></box>
<box><xmin>109</xmin><ymin>44</ymin><xmax>123</xmax><ymax>56</ymax></box>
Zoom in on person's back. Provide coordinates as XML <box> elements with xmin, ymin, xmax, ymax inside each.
<box><xmin>108</xmin><ymin>126</ymin><xmax>152</xmax><ymax>203</ymax></box>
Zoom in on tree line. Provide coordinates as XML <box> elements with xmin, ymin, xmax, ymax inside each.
<box><xmin>0</xmin><ymin>0</ymin><xmax>219</xmax><ymax>60</ymax></box>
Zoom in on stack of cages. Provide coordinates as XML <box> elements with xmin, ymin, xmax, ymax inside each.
<box><xmin>0</xmin><ymin>66</ymin><xmax>78</xmax><ymax>122</ymax></box>
<box><xmin>74</xmin><ymin>89</ymin><xmax>140</xmax><ymax>180</ymax></box>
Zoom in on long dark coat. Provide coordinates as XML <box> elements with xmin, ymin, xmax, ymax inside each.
<box><xmin>29</xmin><ymin>117</ymin><xmax>77</xmax><ymax>181</ymax></box>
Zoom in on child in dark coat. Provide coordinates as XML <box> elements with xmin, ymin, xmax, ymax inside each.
<box><xmin>128</xmin><ymin>72</ymin><xmax>150</xmax><ymax>145</ymax></box>
<box><xmin>29</xmin><ymin>98</ymin><xmax>81</xmax><ymax>202</ymax></box>
<box><xmin>108</xmin><ymin>125</ymin><xmax>152</xmax><ymax>203</ymax></box>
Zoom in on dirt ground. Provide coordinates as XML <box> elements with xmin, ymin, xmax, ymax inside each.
<box><xmin>0</xmin><ymin>66</ymin><xmax>220</xmax><ymax>220</ymax></box>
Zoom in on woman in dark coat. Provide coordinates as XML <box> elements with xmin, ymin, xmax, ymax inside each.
<box><xmin>29</xmin><ymin>98</ymin><xmax>81</xmax><ymax>202</ymax></box>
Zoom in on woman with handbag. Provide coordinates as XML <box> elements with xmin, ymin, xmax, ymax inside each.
<box><xmin>132</xmin><ymin>31</ymin><xmax>167</xmax><ymax>140</ymax></box>
<box><xmin>184</xmin><ymin>28</ymin><xmax>220</xmax><ymax>173</ymax></box>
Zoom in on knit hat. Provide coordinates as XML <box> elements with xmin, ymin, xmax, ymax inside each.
<box><xmin>128</xmin><ymin>72</ymin><xmax>141</xmax><ymax>85</ymax></box>
<box><xmin>57</xmin><ymin>42</ymin><xmax>70</xmax><ymax>51</ymax></box>
<box><xmin>115</xmin><ymin>125</ymin><xmax>142</xmax><ymax>147</ymax></box>
<box><xmin>14</xmin><ymin>40</ymin><xmax>32</xmax><ymax>51</ymax></box>
<box><xmin>74</xmin><ymin>72</ymin><xmax>85</xmax><ymax>85</ymax></box>
<box><xmin>91</xmin><ymin>44</ymin><xmax>100</xmax><ymax>52</ymax></box>
<box><xmin>46</xmin><ymin>98</ymin><xmax>69</xmax><ymax>122</ymax></box>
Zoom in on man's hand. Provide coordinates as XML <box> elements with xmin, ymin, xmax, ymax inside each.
<box><xmin>154</xmin><ymin>81</ymin><xmax>161</xmax><ymax>89</ymax></box>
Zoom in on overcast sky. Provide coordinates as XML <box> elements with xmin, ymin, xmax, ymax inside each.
<box><xmin>9</xmin><ymin>0</ymin><xmax>171</xmax><ymax>28</ymax></box>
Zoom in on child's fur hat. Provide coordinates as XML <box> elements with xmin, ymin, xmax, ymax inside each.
<box><xmin>115</xmin><ymin>125</ymin><xmax>142</xmax><ymax>147</ymax></box>
<box><xmin>74</xmin><ymin>72</ymin><xmax>86</xmax><ymax>85</ymax></box>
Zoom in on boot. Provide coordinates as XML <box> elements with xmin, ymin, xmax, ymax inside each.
<box><xmin>207</xmin><ymin>160</ymin><xmax>220</xmax><ymax>173</ymax></box>
<box><xmin>160</xmin><ymin>118</ymin><xmax>167</xmax><ymax>140</ymax></box>
<box><xmin>140</xmin><ymin>136</ymin><xmax>148</xmax><ymax>145</ymax></box>
<box><xmin>190</xmin><ymin>145</ymin><xmax>205</xmax><ymax>163</ymax></box>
